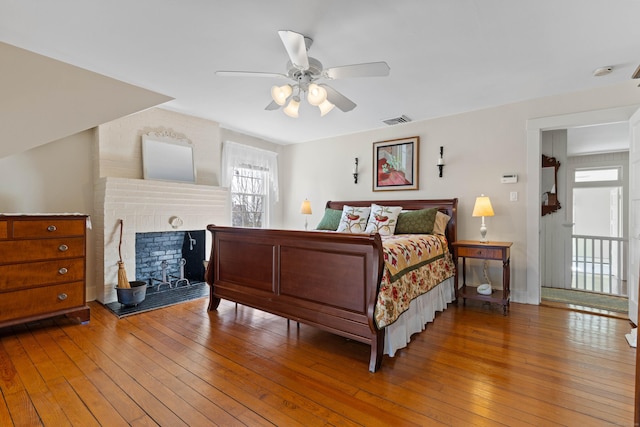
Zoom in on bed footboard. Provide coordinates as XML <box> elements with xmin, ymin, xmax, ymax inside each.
<box><xmin>205</xmin><ymin>226</ymin><xmax>385</xmax><ymax>372</ymax></box>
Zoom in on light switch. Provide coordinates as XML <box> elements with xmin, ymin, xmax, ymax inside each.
<box><xmin>510</xmin><ymin>191</ymin><xmax>518</xmax><ymax>202</ymax></box>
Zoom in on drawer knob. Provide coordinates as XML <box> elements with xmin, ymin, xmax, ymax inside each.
<box><xmin>58</xmin><ymin>267</ymin><xmax>68</xmax><ymax>275</ymax></box>
<box><xmin>58</xmin><ymin>293</ymin><xmax>68</xmax><ymax>301</ymax></box>
<box><xmin>47</xmin><ymin>225</ymin><xmax>57</xmax><ymax>232</ymax></box>
<box><xmin>58</xmin><ymin>244</ymin><xmax>69</xmax><ymax>252</ymax></box>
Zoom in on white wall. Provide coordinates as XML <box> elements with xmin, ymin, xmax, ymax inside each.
<box><xmin>97</xmin><ymin>108</ymin><xmax>221</xmax><ymax>185</ymax></box>
<box><xmin>0</xmin><ymin>130</ymin><xmax>97</xmax><ymax>300</ymax></box>
<box><xmin>280</xmin><ymin>80</ymin><xmax>640</xmax><ymax>304</ymax></box>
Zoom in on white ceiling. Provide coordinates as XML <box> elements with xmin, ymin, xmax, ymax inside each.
<box><xmin>2</xmin><ymin>0</ymin><xmax>640</xmax><ymax>146</ymax></box>
<box><xmin>567</xmin><ymin>122</ymin><xmax>630</xmax><ymax>156</ymax></box>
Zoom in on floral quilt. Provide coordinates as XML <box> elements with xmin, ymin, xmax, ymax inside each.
<box><xmin>375</xmin><ymin>234</ymin><xmax>455</xmax><ymax>328</ymax></box>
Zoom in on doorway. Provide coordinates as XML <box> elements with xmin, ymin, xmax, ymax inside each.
<box><xmin>525</xmin><ymin>105</ymin><xmax>640</xmax><ymax>315</ymax></box>
<box><xmin>540</xmin><ymin>126</ymin><xmax>630</xmax><ymax>315</ymax></box>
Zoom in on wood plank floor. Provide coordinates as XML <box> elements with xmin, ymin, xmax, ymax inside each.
<box><xmin>0</xmin><ymin>297</ymin><xmax>635</xmax><ymax>426</ymax></box>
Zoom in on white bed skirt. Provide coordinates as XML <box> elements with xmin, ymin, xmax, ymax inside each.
<box><xmin>383</xmin><ymin>276</ymin><xmax>455</xmax><ymax>357</ymax></box>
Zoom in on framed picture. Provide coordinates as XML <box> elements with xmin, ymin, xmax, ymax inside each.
<box><xmin>373</xmin><ymin>136</ymin><xmax>419</xmax><ymax>191</ymax></box>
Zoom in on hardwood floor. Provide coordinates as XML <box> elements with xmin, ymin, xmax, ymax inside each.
<box><xmin>0</xmin><ymin>297</ymin><xmax>635</xmax><ymax>426</ymax></box>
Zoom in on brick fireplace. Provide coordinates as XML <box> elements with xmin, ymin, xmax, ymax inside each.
<box><xmin>94</xmin><ymin>177</ymin><xmax>229</xmax><ymax>303</ymax></box>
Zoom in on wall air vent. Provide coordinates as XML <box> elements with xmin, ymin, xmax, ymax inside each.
<box><xmin>383</xmin><ymin>115</ymin><xmax>411</xmax><ymax>126</ymax></box>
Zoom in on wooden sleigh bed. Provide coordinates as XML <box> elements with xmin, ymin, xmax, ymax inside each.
<box><xmin>205</xmin><ymin>199</ymin><xmax>458</xmax><ymax>372</ymax></box>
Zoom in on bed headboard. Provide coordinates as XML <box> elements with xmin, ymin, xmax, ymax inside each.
<box><xmin>325</xmin><ymin>199</ymin><xmax>458</xmax><ymax>244</ymax></box>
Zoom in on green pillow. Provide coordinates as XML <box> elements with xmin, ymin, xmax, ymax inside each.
<box><xmin>315</xmin><ymin>208</ymin><xmax>342</xmax><ymax>231</ymax></box>
<box><xmin>394</xmin><ymin>208</ymin><xmax>438</xmax><ymax>234</ymax></box>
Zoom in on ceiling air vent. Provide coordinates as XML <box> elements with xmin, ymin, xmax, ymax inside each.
<box><xmin>383</xmin><ymin>115</ymin><xmax>411</xmax><ymax>126</ymax></box>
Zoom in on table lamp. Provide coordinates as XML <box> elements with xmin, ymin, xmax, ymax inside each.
<box><xmin>300</xmin><ymin>199</ymin><xmax>312</xmax><ymax>230</ymax></box>
<box><xmin>472</xmin><ymin>194</ymin><xmax>494</xmax><ymax>242</ymax></box>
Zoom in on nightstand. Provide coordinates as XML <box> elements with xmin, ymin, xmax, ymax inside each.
<box><xmin>452</xmin><ymin>240</ymin><xmax>512</xmax><ymax>315</ymax></box>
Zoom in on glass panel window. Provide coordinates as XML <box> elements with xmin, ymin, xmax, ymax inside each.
<box><xmin>230</xmin><ymin>167</ymin><xmax>266</xmax><ymax>228</ymax></box>
<box><xmin>574</xmin><ymin>168</ymin><xmax>619</xmax><ymax>183</ymax></box>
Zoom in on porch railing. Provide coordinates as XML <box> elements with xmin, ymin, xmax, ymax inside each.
<box><xmin>571</xmin><ymin>234</ymin><xmax>628</xmax><ymax>297</ymax></box>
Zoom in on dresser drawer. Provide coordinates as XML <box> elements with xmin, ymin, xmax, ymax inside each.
<box><xmin>0</xmin><ymin>237</ymin><xmax>85</xmax><ymax>264</ymax></box>
<box><xmin>0</xmin><ymin>281</ymin><xmax>85</xmax><ymax>323</ymax></box>
<box><xmin>12</xmin><ymin>218</ymin><xmax>85</xmax><ymax>239</ymax></box>
<box><xmin>456</xmin><ymin>246</ymin><xmax>504</xmax><ymax>260</ymax></box>
<box><xmin>0</xmin><ymin>221</ymin><xmax>7</xmax><ymax>239</ymax></box>
<box><xmin>0</xmin><ymin>258</ymin><xmax>85</xmax><ymax>291</ymax></box>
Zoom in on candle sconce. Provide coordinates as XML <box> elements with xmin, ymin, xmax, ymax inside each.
<box><xmin>353</xmin><ymin>158</ymin><xmax>359</xmax><ymax>184</ymax></box>
<box><xmin>437</xmin><ymin>146</ymin><xmax>445</xmax><ymax>177</ymax></box>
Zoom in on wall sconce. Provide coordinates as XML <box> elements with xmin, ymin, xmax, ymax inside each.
<box><xmin>353</xmin><ymin>158</ymin><xmax>359</xmax><ymax>184</ymax></box>
<box><xmin>437</xmin><ymin>146</ymin><xmax>445</xmax><ymax>177</ymax></box>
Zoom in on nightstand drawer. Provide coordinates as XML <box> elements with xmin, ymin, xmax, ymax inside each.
<box><xmin>456</xmin><ymin>246</ymin><xmax>503</xmax><ymax>260</ymax></box>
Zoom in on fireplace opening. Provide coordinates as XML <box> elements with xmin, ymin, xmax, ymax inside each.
<box><xmin>135</xmin><ymin>230</ymin><xmax>206</xmax><ymax>291</ymax></box>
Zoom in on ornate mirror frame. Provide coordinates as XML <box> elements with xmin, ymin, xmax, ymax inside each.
<box><xmin>541</xmin><ymin>154</ymin><xmax>561</xmax><ymax>216</ymax></box>
<box><xmin>142</xmin><ymin>131</ymin><xmax>196</xmax><ymax>183</ymax></box>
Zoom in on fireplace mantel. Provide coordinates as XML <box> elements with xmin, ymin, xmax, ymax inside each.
<box><xmin>94</xmin><ymin>177</ymin><xmax>229</xmax><ymax>303</ymax></box>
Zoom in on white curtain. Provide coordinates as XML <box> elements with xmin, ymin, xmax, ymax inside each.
<box><xmin>221</xmin><ymin>141</ymin><xmax>279</xmax><ymax>201</ymax></box>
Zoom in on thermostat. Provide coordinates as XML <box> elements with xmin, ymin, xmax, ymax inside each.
<box><xmin>501</xmin><ymin>173</ymin><xmax>518</xmax><ymax>184</ymax></box>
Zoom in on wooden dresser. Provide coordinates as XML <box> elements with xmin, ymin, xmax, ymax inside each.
<box><xmin>0</xmin><ymin>215</ymin><xmax>90</xmax><ymax>327</ymax></box>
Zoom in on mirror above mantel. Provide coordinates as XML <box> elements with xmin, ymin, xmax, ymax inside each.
<box><xmin>142</xmin><ymin>131</ymin><xmax>196</xmax><ymax>183</ymax></box>
<box><xmin>541</xmin><ymin>154</ymin><xmax>561</xmax><ymax>216</ymax></box>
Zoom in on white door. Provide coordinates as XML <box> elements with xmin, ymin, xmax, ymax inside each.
<box><xmin>628</xmin><ymin>107</ymin><xmax>640</xmax><ymax>325</ymax></box>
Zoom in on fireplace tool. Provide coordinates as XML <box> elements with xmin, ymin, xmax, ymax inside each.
<box><xmin>174</xmin><ymin>258</ymin><xmax>190</xmax><ymax>287</ymax></box>
<box><xmin>116</xmin><ymin>219</ymin><xmax>130</xmax><ymax>289</ymax></box>
<box><xmin>153</xmin><ymin>260</ymin><xmax>173</xmax><ymax>291</ymax></box>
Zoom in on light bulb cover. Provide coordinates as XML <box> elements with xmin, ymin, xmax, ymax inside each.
<box><xmin>318</xmin><ymin>99</ymin><xmax>335</xmax><ymax>116</ymax></box>
<box><xmin>283</xmin><ymin>97</ymin><xmax>300</xmax><ymax>118</ymax></box>
<box><xmin>307</xmin><ymin>83</ymin><xmax>327</xmax><ymax>106</ymax></box>
<box><xmin>271</xmin><ymin>84</ymin><xmax>293</xmax><ymax>106</ymax></box>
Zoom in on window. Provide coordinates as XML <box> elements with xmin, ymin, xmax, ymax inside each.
<box><xmin>572</xmin><ymin>166</ymin><xmax>623</xmax><ymax>237</ymax></box>
<box><xmin>230</xmin><ymin>166</ymin><xmax>267</xmax><ymax>227</ymax></box>
<box><xmin>575</xmin><ymin>167</ymin><xmax>619</xmax><ymax>183</ymax></box>
<box><xmin>222</xmin><ymin>141</ymin><xmax>278</xmax><ymax>228</ymax></box>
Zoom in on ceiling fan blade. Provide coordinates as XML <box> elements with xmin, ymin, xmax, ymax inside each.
<box><xmin>324</xmin><ymin>62</ymin><xmax>390</xmax><ymax>80</ymax></box>
<box><xmin>216</xmin><ymin>70</ymin><xmax>288</xmax><ymax>79</ymax></box>
<box><xmin>320</xmin><ymin>84</ymin><xmax>356</xmax><ymax>112</ymax></box>
<box><xmin>265</xmin><ymin>100</ymin><xmax>281</xmax><ymax>111</ymax></box>
<box><xmin>278</xmin><ymin>30</ymin><xmax>309</xmax><ymax>70</ymax></box>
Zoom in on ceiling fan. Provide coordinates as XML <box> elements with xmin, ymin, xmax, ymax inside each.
<box><xmin>216</xmin><ymin>30</ymin><xmax>390</xmax><ymax>117</ymax></box>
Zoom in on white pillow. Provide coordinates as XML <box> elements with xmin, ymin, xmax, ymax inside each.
<box><xmin>365</xmin><ymin>204</ymin><xmax>403</xmax><ymax>236</ymax></box>
<box><xmin>336</xmin><ymin>205</ymin><xmax>371</xmax><ymax>233</ymax></box>
<box><xmin>432</xmin><ymin>211</ymin><xmax>451</xmax><ymax>235</ymax></box>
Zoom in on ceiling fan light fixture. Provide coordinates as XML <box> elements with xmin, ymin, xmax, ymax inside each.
<box><xmin>283</xmin><ymin>97</ymin><xmax>300</xmax><ymax>118</ymax></box>
<box><xmin>307</xmin><ymin>83</ymin><xmax>327</xmax><ymax>106</ymax></box>
<box><xmin>271</xmin><ymin>84</ymin><xmax>293</xmax><ymax>105</ymax></box>
<box><xmin>318</xmin><ymin>99</ymin><xmax>335</xmax><ymax>116</ymax></box>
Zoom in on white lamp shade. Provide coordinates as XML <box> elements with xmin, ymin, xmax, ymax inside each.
<box><xmin>307</xmin><ymin>83</ymin><xmax>327</xmax><ymax>106</ymax></box>
<box><xmin>318</xmin><ymin>99</ymin><xmax>335</xmax><ymax>116</ymax></box>
<box><xmin>271</xmin><ymin>84</ymin><xmax>293</xmax><ymax>106</ymax></box>
<box><xmin>283</xmin><ymin>97</ymin><xmax>300</xmax><ymax>118</ymax></box>
<box><xmin>300</xmin><ymin>199</ymin><xmax>312</xmax><ymax>215</ymax></box>
<box><xmin>472</xmin><ymin>195</ymin><xmax>495</xmax><ymax>217</ymax></box>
